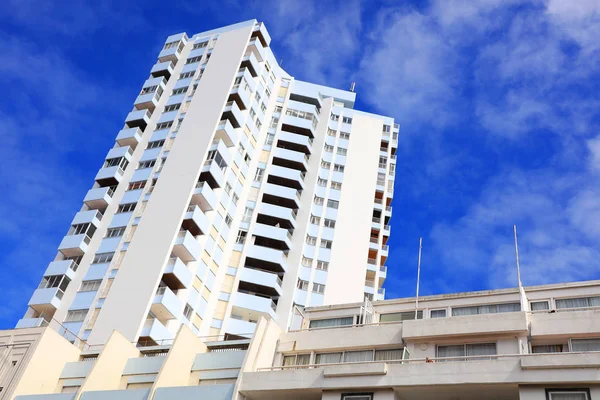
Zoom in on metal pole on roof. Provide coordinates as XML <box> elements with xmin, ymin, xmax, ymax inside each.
<box><xmin>513</xmin><ymin>225</ymin><xmax>523</xmax><ymax>288</ymax></box>
<box><xmin>415</xmin><ymin>237</ymin><xmax>423</xmax><ymax>319</ymax></box>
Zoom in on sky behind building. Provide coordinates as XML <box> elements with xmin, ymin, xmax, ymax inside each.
<box><xmin>1</xmin><ymin>0</ymin><xmax>599</xmax><ymax>328</ymax></box>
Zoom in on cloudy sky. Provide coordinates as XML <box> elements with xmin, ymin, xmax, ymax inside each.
<box><xmin>0</xmin><ymin>0</ymin><xmax>599</xmax><ymax>326</ymax></box>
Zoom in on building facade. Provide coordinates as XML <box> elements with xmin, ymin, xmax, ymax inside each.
<box><xmin>4</xmin><ymin>280</ymin><xmax>600</xmax><ymax>400</ymax></box>
<box><xmin>17</xmin><ymin>20</ymin><xmax>398</xmax><ymax>347</ymax></box>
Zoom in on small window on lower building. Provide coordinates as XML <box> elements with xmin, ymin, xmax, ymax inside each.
<box><xmin>532</xmin><ymin>344</ymin><xmax>563</xmax><ymax>353</ymax></box>
<box><xmin>570</xmin><ymin>338</ymin><xmax>600</xmax><ymax>352</ymax></box>
<box><xmin>341</xmin><ymin>393</ymin><xmax>373</xmax><ymax>400</ymax></box>
<box><xmin>282</xmin><ymin>354</ymin><xmax>310</xmax><ymax>367</ymax></box>
<box><xmin>430</xmin><ymin>309</ymin><xmax>446</xmax><ymax>318</ymax></box>
<box><xmin>546</xmin><ymin>389</ymin><xmax>590</xmax><ymax>400</ymax></box>
<box><xmin>531</xmin><ymin>301</ymin><xmax>550</xmax><ymax>311</ymax></box>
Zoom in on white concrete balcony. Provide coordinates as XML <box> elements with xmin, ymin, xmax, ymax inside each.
<box><xmin>16</xmin><ymin>317</ymin><xmax>48</xmax><ymax>329</ymax></box>
<box><xmin>237</xmin><ymin>67</ymin><xmax>257</xmax><ymax>91</ymax></box>
<box><xmin>214</xmin><ymin>119</ymin><xmax>239</xmax><ymax>148</ymax></box>
<box><xmin>58</xmin><ymin>234</ymin><xmax>91</xmax><ymax>257</ymax></box>
<box><xmin>84</xmin><ymin>186</ymin><xmax>115</xmax><ymax>210</ymax></box>
<box><xmin>140</xmin><ymin>318</ymin><xmax>174</xmax><ymax>344</ymax></box>
<box><xmin>272</xmin><ymin>147</ymin><xmax>309</xmax><ymax>171</ymax></box>
<box><xmin>125</xmin><ymin>109</ymin><xmax>152</xmax><ymax>131</ymax></box>
<box><xmin>253</xmin><ymin>223</ymin><xmax>292</xmax><ymax>250</ymax></box>
<box><xmin>191</xmin><ymin>182</ymin><xmax>217</xmax><ymax>212</ymax></box>
<box><xmin>377</xmin><ymin>287</ymin><xmax>386</xmax><ymax>300</ymax></box>
<box><xmin>225</xmin><ymin>318</ymin><xmax>256</xmax><ymax>338</ymax></box>
<box><xmin>263</xmin><ymin>183</ymin><xmax>301</xmax><ymax>209</ymax></box>
<box><xmin>150</xmin><ymin>60</ymin><xmax>174</xmax><ymax>80</ymax></box>
<box><xmin>151</xmin><ymin>286</ymin><xmax>183</xmax><ymax>324</ymax></box>
<box><xmin>233</xmin><ymin>292</ymin><xmax>277</xmax><ymax>320</ymax></box>
<box><xmin>373</xmin><ymin>198</ymin><xmax>384</xmax><ymax>211</ymax></box>
<box><xmin>200</xmin><ymin>160</ymin><xmax>226</xmax><ymax>189</ymax></box>
<box><xmin>71</xmin><ymin>209</ymin><xmax>103</xmax><ymax>227</ymax></box>
<box><xmin>158</xmin><ymin>46</ymin><xmax>181</xmax><ymax>63</ymax></box>
<box><xmin>253</xmin><ymin>22</ymin><xmax>271</xmax><ymax>47</ymax></box>
<box><xmin>371</xmin><ymin>216</ymin><xmax>382</xmax><ymax>229</ymax></box>
<box><xmin>379</xmin><ymin>265</ymin><xmax>387</xmax><ymax>278</ymax></box>
<box><xmin>172</xmin><ymin>230</ymin><xmax>200</xmax><ymax>262</ymax></box>
<box><xmin>368</xmin><ymin>238</ymin><xmax>379</xmax><ymax>251</ymax></box>
<box><xmin>385</xmin><ymin>205</ymin><xmax>392</xmax><ymax>217</ymax></box>
<box><xmin>182</xmin><ymin>205</ymin><xmax>209</xmax><ymax>236</ymax></box>
<box><xmin>222</xmin><ymin>100</ymin><xmax>244</xmax><ymax>128</ymax></box>
<box><xmin>281</xmin><ymin>114</ymin><xmax>316</xmax><ymax>138</ymax></box>
<box><xmin>209</xmin><ymin>139</ymin><xmax>233</xmax><ymax>166</ymax></box>
<box><xmin>383</xmin><ymin>224</ymin><xmax>391</xmax><ymax>235</ymax></box>
<box><xmin>163</xmin><ymin>257</ymin><xmax>193</xmax><ymax>290</ymax></box>
<box><xmin>116</xmin><ymin>127</ymin><xmax>142</xmax><ymax>149</ymax></box>
<box><xmin>530</xmin><ymin>308</ymin><xmax>600</xmax><ymax>338</ymax></box>
<box><xmin>367</xmin><ymin>258</ymin><xmax>378</xmax><ymax>273</ymax></box>
<box><xmin>230</xmin><ymin>74</ymin><xmax>253</xmax><ymax>110</ymax></box>
<box><xmin>95</xmin><ymin>165</ymin><xmax>125</xmax><ymax>186</ymax></box>
<box><xmin>278</xmin><ymin>131</ymin><xmax>313</xmax><ymax>154</ymax></box>
<box><xmin>247</xmin><ymin>37</ymin><xmax>266</xmax><ymax>62</ymax></box>
<box><xmin>43</xmin><ymin>260</ymin><xmax>78</xmax><ymax>280</ymax></box>
<box><xmin>402</xmin><ymin>311</ymin><xmax>528</xmax><ymax>340</ymax></box>
<box><xmin>258</xmin><ymin>203</ymin><xmax>297</xmax><ymax>229</ymax></box>
<box><xmin>240</xmin><ymin>268</ymin><xmax>283</xmax><ymax>296</ymax></box>
<box><xmin>245</xmin><ymin>244</ymin><xmax>287</xmax><ymax>273</ymax></box>
<box><xmin>381</xmin><ymin>244</ymin><xmax>389</xmax><ymax>257</ymax></box>
<box><xmin>268</xmin><ymin>165</ymin><xmax>305</xmax><ymax>190</ymax></box>
<box><xmin>28</xmin><ymin>287</ymin><xmax>63</xmax><ymax>315</ymax></box>
<box><xmin>134</xmin><ymin>77</ymin><xmax>166</xmax><ymax>111</ymax></box>
<box><xmin>241</xmin><ymin>51</ymin><xmax>260</xmax><ymax>77</ymax></box>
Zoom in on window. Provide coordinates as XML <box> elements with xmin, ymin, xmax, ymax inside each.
<box><xmin>336</xmin><ymin>147</ymin><xmax>348</xmax><ymax>156</ymax></box>
<box><xmin>547</xmin><ymin>390</ymin><xmax>590</xmax><ymax>400</ymax></box>
<box><xmin>532</xmin><ymin>345</ymin><xmax>563</xmax><ymax>353</ymax></box>
<box><xmin>117</xmin><ymin>203</ymin><xmax>137</xmax><ymax>213</ymax></box>
<box><xmin>316</xmin><ymin>261</ymin><xmax>329</xmax><ymax>271</ymax></box>
<box><xmin>236</xmin><ymin>230</ymin><xmax>247</xmax><ymax>244</ymax></box>
<box><xmin>165</xmin><ymin>104</ymin><xmax>182</xmax><ymax>114</ymax></box>
<box><xmin>316</xmin><ymin>352</ymin><xmax>342</xmax><ymax>364</ymax></box>
<box><xmin>71</xmin><ymin>223</ymin><xmax>92</xmax><ymax>235</ymax></box>
<box><xmin>80</xmin><ymin>280</ymin><xmax>102</xmax><ymax>292</ymax></box>
<box><xmin>93</xmin><ymin>252</ymin><xmax>114</xmax><ymax>264</ymax></box>
<box><xmin>147</xmin><ymin>139</ymin><xmax>165</xmax><ymax>149</ymax></box>
<box><xmin>305</xmin><ymin>236</ymin><xmax>317</xmax><ymax>245</ymax></box>
<box><xmin>324</xmin><ymin>144</ymin><xmax>334</xmax><ymax>152</ymax></box>
<box><xmin>436</xmin><ymin>343</ymin><xmax>497</xmax><ymax>361</ymax></box>
<box><xmin>319</xmin><ymin>239</ymin><xmax>332</xmax><ymax>249</ymax></box>
<box><xmin>430</xmin><ymin>309</ymin><xmax>447</xmax><ymax>318</ymax></box>
<box><xmin>313</xmin><ymin>196</ymin><xmax>324</xmax><ymax>205</ymax></box>
<box><xmin>331</xmin><ymin>181</ymin><xmax>342</xmax><ymax>190</ymax></box>
<box><xmin>38</xmin><ymin>275</ymin><xmax>70</xmax><ymax>291</ymax></box>
<box><xmin>193</xmin><ymin>40</ymin><xmax>208</xmax><ymax>49</ymax></box>
<box><xmin>183</xmin><ymin>304</ymin><xmax>193</xmax><ymax>320</ymax></box>
<box><xmin>451</xmin><ymin>302</ymin><xmax>521</xmax><ymax>316</ymax></box>
<box><xmin>172</xmin><ymin>87</ymin><xmax>188</xmax><ymax>95</ymax></box>
<box><xmin>128</xmin><ymin>181</ymin><xmax>146</xmax><ymax>190</ymax></box>
<box><xmin>383</xmin><ymin>124</ymin><xmax>391</xmax><ymax>133</ymax></box>
<box><xmin>380</xmin><ymin>311</ymin><xmax>423</xmax><ymax>322</ymax></box>
<box><xmin>185</xmin><ymin>56</ymin><xmax>202</xmax><ymax>64</ymax></box>
<box><xmin>330</xmin><ymin>114</ymin><xmax>340</xmax><ymax>122</ymax></box>
<box><xmin>312</xmin><ymin>283</ymin><xmax>325</xmax><ymax>294</ymax></box>
<box><xmin>242</xmin><ymin>206</ymin><xmax>254</xmax><ymax>223</ymax></box>
<box><xmin>317</xmin><ymin>178</ymin><xmax>327</xmax><ymax>187</ymax></box>
<box><xmin>374</xmin><ymin>349</ymin><xmax>404</xmax><ymax>361</ymax></box>
<box><xmin>309</xmin><ymin>317</ymin><xmax>353</xmax><ymax>329</ymax></box>
<box><xmin>556</xmin><ymin>296</ymin><xmax>600</xmax><ymax>309</ymax></box>
<box><xmin>232</xmin><ymin>193</ymin><xmax>239</xmax><ymax>205</ymax></box>
<box><xmin>342</xmin><ymin>116</ymin><xmax>353</xmax><ymax>124</ymax></box>
<box><xmin>301</xmin><ymin>257</ymin><xmax>313</xmax><ymax>267</ymax></box>
<box><xmin>327</xmin><ymin>199</ymin><xmax>339</xmax><ymax>209</ymax></box>
<box><xmin>254</xmin><ymin>167</ymin><xmax>265</xmax><ymax>182</ymax></box>
<box><xmin>283</xmin><ymin>354</ymin><xmax>310</xmax><ymax>367</ymax></box>
<box><xmin>106</xmin><ymin>227</ymin><xmax>125</xmax><ymax>238</ymax></box>
<box><xmin>225</xmin><ymin>214</ymin><xmax>233</xmax><ymax>227</ymax></box>
<box><xmin>323</xmin><ymin>219</ymin><xmax>336</xmax><ymax>228</ymax></box>
<box><xmin>297</xmin><ymin>279</ymin><xmax>309</xmax><ymax>291</ymax></box>
<box><xmin>265</xmin><ymin>133</ymin><xmax>275</xmax><ymax>145</ymax></box>
<box><xmin>65</xmin><ymin>309</ymin><xmax>88</xmax><ymax>322</ymax></box>
<box><xmin>570</xmin><ymin>338</ymin><xmax>600</xmax><ymax>352</ymax></box>
<box><xmin>138</xmin><ymin>160</ymin><xmax>156</xmax><ymax>170</ymax></box>
<box><xmin>333</xmin><ymin>164</ymin><xmax>345</xmax><ymax>172</ymax></box>
<box><xmin>163</xmin><ymin>41</ymin><xmax>179</xmax><ymax>50</ymax></box>
<box><xmin>339</xmin><ymin>132</ymin><xmax>350</xmax><ymax>140</ymax></box>
<box><xmin>155</xmin><ymin>121</ymin><xmax>173</xmax><ymax>130</ymax></box>
<box><xmin>530</xmin><ymin>301</ymin><xmax>550</xmax><ymax>311</ymax></box>
<box><xmin>224</xmin><ymin>183</ymin><xmax>232</xmax><ymax>195</ymax></box>
<box><xmin>310</xmin><ymin>215</ymin><xmax>321</xmax><ymax>225</ymax></box>
<box><xmin>321</xmin><ymin>160</ymin><xmax>331</xmax><ymax>169</ymax></box>
<box><xmin>179</xmin><ymin>71</ymin><xmax>195</xmax><ymax>80</ymax></box>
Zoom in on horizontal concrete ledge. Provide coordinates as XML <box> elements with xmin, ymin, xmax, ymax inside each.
<box><xmin>324</xmin><ymin>362</ymin><xmax>387</xmax><ymax>377</ymax></box>
<box><xmin>521</xmin><ymin>352</ymin><xmax>600</xmax><ymax>370</ymax></box>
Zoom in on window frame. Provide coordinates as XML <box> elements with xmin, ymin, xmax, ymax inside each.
<box><xmin>545</xmin><ymin>389</ymin><xmax>590</xmax><ymax>400</ymax></box>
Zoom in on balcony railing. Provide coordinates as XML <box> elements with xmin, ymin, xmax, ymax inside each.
<box><xmin>365</xmin><ymin>280</ymin><xmax>375</xmax><ymax>287</ymax></box>
<box><xmin>367</xmin><ymin>258</ymin><xmax>377</xmax><ymax>265</ymax></box>
<box><xmin>156</xmin><ymin>286</ymin><xmax>167</xmax><ymax>296</ymax></box>
<box><xmin>372</xmin><ymin>217</ymin><xmax>381</xmax><ymax>224</ymax></box>
<box><xmin>382</xmin><ymin>245</ymin><xmax>389</xmax><ymax>251</ymax></box>
<box><xmin>370</xmin><ymin>237</ymin><xmax>378</xmax><ymax>244</ymax></box>
<box><xmin>380</xmin><ymin>266</ymin><xmax>387</xmax><ymax>273</ymax></box>
<box><xmin>374</xmin><ymin>198</ymin><xmax>383</xmax><ymax>204</ymax></box>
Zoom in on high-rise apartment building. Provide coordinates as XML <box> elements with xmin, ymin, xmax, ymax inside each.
<box><xmin>17</xmin><ymin>20</ymin><xmax>398</xmax><ymax>347</ymax></box>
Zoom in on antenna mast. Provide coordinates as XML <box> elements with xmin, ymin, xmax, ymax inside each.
<box><xmin>415</xmin><ymin>238</ymin><xmax>423</xmax><ymax>319</ymax></box>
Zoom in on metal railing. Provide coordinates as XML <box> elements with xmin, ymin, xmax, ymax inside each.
<box><xmin>367</xmin><ymin>258</ymin><xmax>377</xmax><ymax>265</ymax></box>
<box><xmin>365</xmin><ymin>280</ymin><xmax>375</xmax><ymax>287</ymax></box>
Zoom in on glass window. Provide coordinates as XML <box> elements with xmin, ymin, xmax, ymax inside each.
<box><xmin>530</xmin><ymin>301</ymin><xmax>550</xmax><ymax>311</ymax></box>
<box><xmin>315</xmin><ymin>352</ymin><xmax>342</xmax><ymax>364</ymax></box>
<box><xmin>556</xmin><ymin>296</ymin><xmax>600</xmax><ymax>309</ymax></box>
<box><xmin>430</xmin><ymin>309</ymin><xmax>446</xmax><ymax>318</ymax></box>
<box><xmin>374</xmin><ymin>349</ymin><xmax>404</xmax><ymax>361</ymax></box>
<box><xmin>532</xmin><ymin>345</ymin><xmax>563</xmax><ymax>353</ymax></box>
<box><xmin>452</xmin><ymin>302</ymin><xmax>521</xmax><ymax>316</ymax></box>
<box><xmin>548</xmin><ymin>391</ymin><xmax>589</xmax><ymax>400</ymax></box>
<box><xmin>309</xmin><ymin>317</ymin><xmax>353</xmax><ymax>329</ymax></box>
<box><xmin>380</xmin><ymin>311</ymin><xmax>423</xmax><ymax>322</ymax></box>
<box><xmin>570</xmin><ymin>338</ymin><xmax>600</xmax><ymax>352</ymax></box>
<box><xmin>344</xmin><ymin>350</ymin><xmax>373</xmax><ymax>363</ymax></box>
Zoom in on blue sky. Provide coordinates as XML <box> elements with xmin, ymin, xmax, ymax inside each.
<box><xmin>1</xmin><ymin>0</ymin><xmax>600</xmax><ymax>327</ymax></box>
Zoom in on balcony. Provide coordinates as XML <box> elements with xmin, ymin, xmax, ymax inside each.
<box><xmin>151</xmin><ymin>286</ymin><xmax>183</xmax><ymax>324</ymax></box>
<box><xmin>190</xmin><ymin>182</ymin><xmax>217</xmax><ymax>212</ymax></box>
<box><xmin>150</xmin><ymin>60</ymin><xmax>175</xmax><ymax>80</ymax></box>
<box><xmin>140</xmin><ymin>318</ymin><xmax>174</xmax><ymax>345</ymax></box>
<box><xmin>214</xmin><ymin>119</ymin><xmax>239</xmax><ymax>148</ymax></box>
<box><xmin>225</xmin><ymin>318</ymin><xmax>256</xmax><ymax>338</ymax></box>
<box><xmin>381</xmin><ymin>244</ymin><xmax>389</xmax><ymax>256</ymax></box>
<box><xmin>28</xmin><ymin>287</ymin><xmax>63</xmax><ymax>315</ymax></box>
<box><xmin>402</xmin><ymin>311</ymin><xmax>528</xmax><ymax>340</ymax></box>
<box><xmin>281</xmin><ymin>114</ymin><xmax>317</xmax><ymax>138</ymax></box>
<box><xmin>158</xmin><ymin>44</ymin><xmax>182</xmax><ymax>63</ymax></box>
<box><xmin>163</xmin><ymin>257</ymin><xmax>193</xmax><ymax>290</ymax></box>
<box><xmin>380</xmin><ymin>265</ymin><xmax>387</xmax><ymax>278</ymax></box>
<box><xmin>239</xmin><ymin>267</ymin><xmax>283</xmax><ymax>297</ymax></box>
<box><xmin>240</xmin><ymin>52</ymin><xmax>260</xmax><ymax>77</ymax></box>
<box><xmin>222</xmin><ymin>101</ymin><xmax>244</xmax><ymax>128</ymax></box>
<box><xmin>125</xmin><ymin>109</ymin><xmax>152</xmax><ymax>131</ymax></box>
<box><xmin>245</xmin><ymin>244</ymin><xmax>287</xmax><ymax>273</ymax></box>
<box><xmin>58</xmin><ymin>234</ymin><xmax>91</xmax><ymax>257</ymax></box>
<box><xmin>72</xmin><ymin>209</ymin><xmax>103</xmax><ymax>226</ymax></box>
<box><xmin>116</xmin><ymin>127</ymin><xmax>142</xmax><ymax>149</ymax></box>
<box><xmin>367</xmin><ymin>258</ymin><xmax>378</xmax><ymax>273</ymax></box>
<box><xmin>253</xmin><ymin>223</ymin><xmax>293</xmax><ymax>250</ymax></box>
<box><xmin>134</xmin><ymin>77</ymin><xmax>166</xmax><ymax>111</ymax></box>
<box><xmin>268</xmin><ymin>165</ymin><xmax>305</xmax><ymax>191</ymax></box>
<box><xmin>43</xmin><ymin>259</ymin><xmax>78</xmax><ymax>280</ymax></box>
<box><xmin>272</xmin><ymin>147</ymin><xmax>309</xmax><ymax>172</ymax></box>
<box><xmin>182</xmin><ymin>205</ymin><xmax>209</xmax><ymax>236</ymax></box>
<box><xmin>84</xmin><ymin>186</ymin><xmax>114</xmax><ymax>210</ymax></box>
<box><xmin>278</xmin><ymin>131</ymin><xmax>313</xmax><ymax>154</ymax></box>
<box><xmin>172</xmin><ymin>230</ymin><xmax>201</xmax><ymax>262</ymax></box>
<box><xmin>262</xmin><ymin>183</ymin><xmax>301</xmax><ymax>209</ymax></box>
<box><xmin>233</xmin><ymin>291</ymin><xmax>277</xmax><ymax>320</ymax></box>
<box><xmin>200</xmin><ymin>160</ymin><xmax>226</xmax><ymax>189</ymax></box>
<box><xmin>95</xmin><ymin>165</ymin><xmax>125</xmax><ymax>187</ymax></box>
<box><xmin>16</xmin><ymin>317</ymin><xmax>48</xmax><ymax>329</ymax></box>
<box><xmin>247</xmin><ymin>37</ymin><xmax>266</xmax><ymax>62</ymax></box>
<box><xmin>258</xmin><ymin>203</ymin><xmax>297</xmax><ymax>229</ymax></box>
<box><xmin>530</xmin><ymin>308</ymin><xmax>600</xmax><ymax>338</ymax></box>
